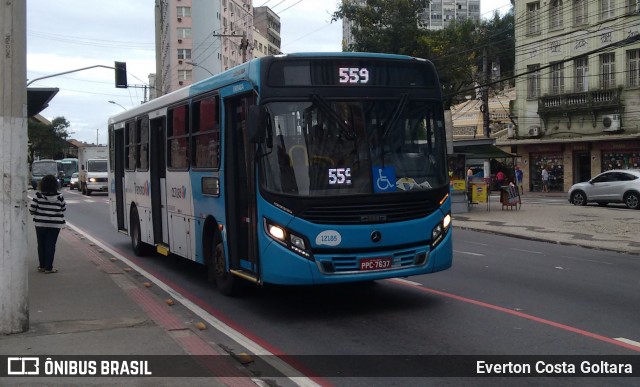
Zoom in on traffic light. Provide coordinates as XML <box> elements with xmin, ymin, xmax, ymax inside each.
<box><xmin>115</xmin><ymin>61</ymin><xmax>127</xmax><ymax>88</ymax></box>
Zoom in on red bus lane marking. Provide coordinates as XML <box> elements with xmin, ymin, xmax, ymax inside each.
<box><xmin>386</xmin><ymin>278</ymin><xmax>640</xmax><ymax>353</ymax></box>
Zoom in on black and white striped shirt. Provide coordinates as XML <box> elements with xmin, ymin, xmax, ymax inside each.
<box><xmin>29</xmin><ymin>192</ymin><xmax>66</xmax><ymax>228</ymax></box>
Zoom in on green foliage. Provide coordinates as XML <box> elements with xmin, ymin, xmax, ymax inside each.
<box><xmin>28</xmin><ymin>116</ymin><xmax>72</xmax><ymax>163</ymax></box>
<box><xmin>332</xmin><ymin>2</ymin><xmax>515</xmax><ymax>108</ymax></box>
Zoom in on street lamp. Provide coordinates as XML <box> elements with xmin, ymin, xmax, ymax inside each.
<box><xmin>108</xmin><ymin>100</ymin><xmax>126</xmax><ymax>110</ymax></box>
<box><xmin>185</xmin><ymin>61</ymin><xmax>214</xmax><ymax>76</ymax></box>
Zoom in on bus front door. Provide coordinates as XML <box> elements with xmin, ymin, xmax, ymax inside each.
<box><xmin>224</xmin><ymin>93</ymin><xmax>258</xmax><ymax>279</ymax></box>
<box><xmin>114</xmin><ymin>128</ymin><xmax>126</xmax><ymax>230</ymax></box>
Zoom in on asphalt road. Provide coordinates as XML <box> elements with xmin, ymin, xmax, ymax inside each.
<box><xmin>58</xmin><ymin>188</ymin><xmax>640</xmax><ymax>386</ymax></box>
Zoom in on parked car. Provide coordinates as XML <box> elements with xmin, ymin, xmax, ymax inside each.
<box><xmin>69</xmin><ymin>172</ymin><xmax>79</xmax><ymax>190</ymax></box>
<box><xmin>568</xmin><ymin>169</ymin><xmax>640</xmax><ymax>209</ymax></box>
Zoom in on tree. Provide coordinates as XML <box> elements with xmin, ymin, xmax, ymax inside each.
<box><xmin>333</xmin><ymin>0</ymin><xmax>429</xmax><ymax>55</ymax></box>
<box><xmin>333</xmin><ymin>2</ymin><xmax>515</xmax><ymax>108</ymax></box>
<box><xmin>28</xmin><ymin>116</ymin><xmax>71</xmax><ymax>163</ymax></box>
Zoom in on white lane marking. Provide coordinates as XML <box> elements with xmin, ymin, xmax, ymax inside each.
<box><xmin>454</xmin><ymin>250</ymin><xmax>485</xmax><ymax>257</ymax></box>
<box><xmin>66</xmin><ymin>221</ymin><xmax>321</xmax><ymax>387</ymax></box>
<box><xmin>392</xmin><ymin>278</ymin><xmax>422</xmax><ymax>286</ymax></box>
<box><xmin>560</xmin><ymin>255</ymin><xmax>613</xmax><ymax>265</ymax></box>
<box><xmin>464</xmin><ymin>241</ymin><xmax>490</xmax><ymax>247</ymax></box>
<box><xmin>510</xmin><ymin>248</ymin><xmax>543</xmax><ymax>254</ymax></box>
<box><xmin>615</xmin><ymin>338</ymin><xmax>640</xmax><ymax>348</ymax></box>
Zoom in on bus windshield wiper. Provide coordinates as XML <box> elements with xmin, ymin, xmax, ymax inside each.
<box><xmin>310</xmin><ymin>93</ymin><xmax>356</xmax><ymax>140</ymax></box>
<box><xmin>381</xmin><ymin>93</ymin><xmax>409</xmax><ymax>139</ymax></box>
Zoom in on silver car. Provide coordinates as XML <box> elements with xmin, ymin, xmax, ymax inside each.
<box><xmin>69</xmin><ymin>172</ymin><xmax>79</xmax><ymax>190</ymax></box>
<box><xmin>568</xmin><ymin>169</ymin><xmax>640</xmax><ymax>209</ymax></box>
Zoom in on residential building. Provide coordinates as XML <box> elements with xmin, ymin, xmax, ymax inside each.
<box><xmin>253</xmin><ymin>6</ymin><xmax>281</xmax><ymax>55</ymax></box>
<box><xmin>503</xmin><ymin>0</ymin><xmax>640</xmax><ymax>192</ymax></box>
<box><xmin>452</xmin><ymin>88</ymin><xmax>516</xmax><ymax>140</ymax></box>
<box><xmin>155</xmin><ymin>0</ymin><xmax>256</xmax><ymax>94</ymax></box>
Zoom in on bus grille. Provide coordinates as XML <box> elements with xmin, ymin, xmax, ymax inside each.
<box><xmin>299</xmin><ymin>199</ymin><xmax>437</xmax><ymax>224</ymax></box>
<box><xmin>324</xmin><ymin>249</ymin><xmax>420</xmax><ymax>273</ymax></box>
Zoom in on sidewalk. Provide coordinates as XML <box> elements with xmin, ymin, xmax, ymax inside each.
<box><xmin>0</xmin><ymin>216</ymin><xmax>258</xmax><ymax>386</ymax></box>
<box><xmin>453</xmin><ymin>191</ymin><xmax>640</xmax><ymax>255</ymax></box>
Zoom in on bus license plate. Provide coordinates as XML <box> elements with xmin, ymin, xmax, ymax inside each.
<box><xmin>360</xmin><ymin>257</ymin><xmax>392</xmax><ymax>271</ymax></box>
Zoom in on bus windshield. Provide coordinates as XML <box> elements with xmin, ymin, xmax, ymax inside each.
<box><xmin>32</xmin><ymin>161</ymin><xmax>59</xmax><ymax>176</ymax></box>
<box><xmin>61</xmin><ymin>160</ymin><xmax>78</xmax><ymax>176</ymax></box>
<box><xmin>260</xmin><ymin>97</ymin><xmax>447</xmax><ymax>196</ymax></box>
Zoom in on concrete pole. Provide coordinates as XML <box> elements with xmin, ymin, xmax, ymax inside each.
<box><xmin>0</xmin><ymin>0</ymin><xmax>29</xmax><ymax>334</ymax></box>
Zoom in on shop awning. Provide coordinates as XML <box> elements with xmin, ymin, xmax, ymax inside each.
<box><xmin>27</xmin><ymin>87</ymin><xmax>59</xmax><ymax>117</ymax></box>
<box><xmin>453</xmin><ymin>143</ymin><xmax>518</xmax><ymax>160</ymax></box>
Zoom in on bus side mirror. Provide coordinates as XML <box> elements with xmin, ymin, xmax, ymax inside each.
<box><xmin>247</xmin><ymin>105</ymin><xmax>265</xmax><ymax>144</ymax></box>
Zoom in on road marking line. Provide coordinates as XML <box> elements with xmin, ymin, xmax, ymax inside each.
<box><xmin>65</xmin><ymin>221</ymin><xmax>322</xmax><ymax>387</ymax></box>
<box><xmin>510</xmin><ymin>248</ymin><xmax>543</xmax><ymax>254</ymax></box>
<box><xmin>386</xmin><ymin>278</ymin><xmax>640</xmax><ymax>353</ymax></box>
<box><xmin>392</xmin><ymin>278</ymin><xmax>422</xmax><ymax>286</ymax></box>
<box><xmin>615</xmin><ymin>338</ymin><xmax>640</xmax><ymax>348</ymax></box>
<box><xmin>561</xmin><ymin>255</ymin><xmax>613</xmax><ymax>265</ymax></box>
<box><xmin>456</xmin><ymin>251</ymin><xmax>484</xmax><ymax>256</ymax></box>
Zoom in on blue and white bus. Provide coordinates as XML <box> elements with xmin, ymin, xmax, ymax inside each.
<box><xmin>108</xmin><ymin>53</ymin><xmax>452</xmax><ymax>295</ymax></box>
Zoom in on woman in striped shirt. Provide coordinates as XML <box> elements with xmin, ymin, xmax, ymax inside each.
<box><xmin>29</xmin><ymin>174</ymin><xmax>66</xmax><ymax>273</ymax></box>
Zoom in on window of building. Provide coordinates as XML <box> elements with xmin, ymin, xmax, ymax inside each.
<box><xmin>167</xmin><ymin>105</ymin><xmax>190</xmax><ymax>169</ymax></box>
<box><xmin>575</xmin><ymin>56</ymin><xmax>589</xmax><ymax>91</ymax></box>
<box><xmin>628</xmin><ymin>49</ymin><xmax>640</xmax><ymax>87</ymax></box>
<box><xmin>177</xmin><ymin>49</ymin><xmax>191</xmax><ymax>60</ymax></box>
<box><xmin>627</xmin><ymin>0</ymin><xmax>639</xmax><ymax>13</ymax></box>
<box><xmin>177</xmin><ymin>6</ymin><xmax>191</xmax><ymax>17</ymax></box>
<box><xmin>599</xmin><ymin>0</ymin><xmax>615</xmax><ymax>19</ymax></box>
<box><xmin>178</xmin><ymin>70</ymin><xmax>192</xmax><ymax>81</ymax></box>
<box><xmin>549</xmin><ymin>0</ymin><xmax>564</xmax><ymax>29</ymax></box>
<box><xmin>573</xmin><ymin>0</ymin><xmax>588</xmax><ymax>25</ymax></box>
<box><xmin>527</xmin><ymin>64</ymin><xmax>541</xmax><ymax>99</ymax></box>
<box><xmin>527</xmin><ymin>2</ymin><xmax>541</xmax><ymax>34</ymax></box>
<box><xmin>177</xmin><ymin>27</ymin><xmax>191</xmax><ymax>39</ymax></box>
<box><xmin>600</xmin><ymin>53</ymin><xmax>616</xmax><ymax>88</ymax></box>
<box><xmin>550</xmin><ymin>62</ymin><xmax>565</xmax><ymax>94</ymax></box>
<box><xmin>192</xmin><ymin>95</ymin><xmax>221</xmax><ymax>169</ymax></box>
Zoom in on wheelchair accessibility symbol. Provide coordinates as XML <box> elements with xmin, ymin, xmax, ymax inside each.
<box><xmin>373</xmin><ymin>166</ymin><xmax>396</xmax><ymax>192</ymax></box>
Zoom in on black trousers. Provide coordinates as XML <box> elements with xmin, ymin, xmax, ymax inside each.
<box><xmin>36</xmin><ymin>227</ymin><xmax>61</xmax><ymax>271</ymax></box>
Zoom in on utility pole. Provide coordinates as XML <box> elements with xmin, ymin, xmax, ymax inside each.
<box><xmin>0</xmin><ymin>0</ymin><xmax>29</xmax><ymax>334</ymax></box>
<box><xmin>482</xmin><ymin>48</ymin><xmax>490</xmax><ymax>138</ymax></box>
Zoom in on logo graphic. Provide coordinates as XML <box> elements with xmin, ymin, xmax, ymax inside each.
<box><xmin>171</xmin><ymin>185</ymin><xmax>187</xmax><ymax>199</ymax></box>
<box><xmin>373</xmin><ymin>166</ymin><xmax>396</xmax><ymax>193</ymax></box>
<box><xmin>8</xmin><ymin>357</ymin><xmax>40</xmax><ymax>375</ymax></box>
<box><xmin>134</xmin><ymin>181</ymin><xmax>150</xmax><ymax>196</ymax></box>
<box><xmin>315</xmin><ymin>230</ymin><xmax>342</xmax><ymax>246</ymax></box>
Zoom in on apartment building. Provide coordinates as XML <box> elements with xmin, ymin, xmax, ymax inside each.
<box><xmin>155</xmin><ymin>0</ymin><xmax>278</xmax><ymax>94</ymax></box>
<box><xmin>503</xmin><ymin>0</ymin><xmax>640</xmax><ymax>192</ymax></box>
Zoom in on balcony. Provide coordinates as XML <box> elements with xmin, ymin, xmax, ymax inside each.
<box><xmin>538</xmin><ymin>87</ymin><xmax>623</xmax><ymax>127</ymax></box>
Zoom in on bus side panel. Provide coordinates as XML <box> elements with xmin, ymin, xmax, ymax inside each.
<box><xmin>165</xmin><ymin>170</ymin><xmax>194</xmax><ymax>260</ymax></box>
<box><xmin>133</xmin><ymin>173</ymin><xmax>153</xmax><ymax>246</ymax></box>
<box><xmin>190</xmin><ymin>170</ymin><xmax>225</xmax><ymax>266</ymax></box>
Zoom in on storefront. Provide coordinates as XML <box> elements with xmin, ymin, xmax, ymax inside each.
<box><xmin>527</xmin><ymin>144</ymin><xmax>564</xmax><ymax>192</ymax></box>
<box><xmin>600</xmin><ymin>141</ymin><xmax>640</xmax><ymax>171</ymax></box>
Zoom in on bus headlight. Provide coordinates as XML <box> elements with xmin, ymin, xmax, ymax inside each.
<box><xmin>431</xmin><ymin>212</ymin><xmax>452</xmax><ymax>248</ymax></box>
<box><xmin>264</xmin><ymin>219</ymin><xmax>313</xmax><ymax>260</ymax></box>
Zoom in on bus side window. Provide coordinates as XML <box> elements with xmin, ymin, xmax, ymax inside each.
<box><xmin>167</xmin><ymin>104</ymin><xmax>190</xmax><ymax>169</ymax></box>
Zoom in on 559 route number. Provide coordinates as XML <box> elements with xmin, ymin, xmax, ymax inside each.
<box><xmin>338</xmin><ymin>67</ymin><xmax>369</xmax><ymax>84</ymax></box>
<box><xmin>328</xmin><ymin>168</ymin><xmax>352</xmax><ymax>185</ymax></box>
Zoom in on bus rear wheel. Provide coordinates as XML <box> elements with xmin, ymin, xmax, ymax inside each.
<box><xmin>211</xmin><ymin>239</ymin><xmax>237</xmax><ymax>296</ymax></box>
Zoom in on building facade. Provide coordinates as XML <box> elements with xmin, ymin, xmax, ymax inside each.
<box><xmin>503</xmin><ymin>0</ymin><xmax>640</xmax><ymax>192</ymax></box>
<box><xmin>155</xmin><ymin>0</ymin><xmax>279</xmax><ymax>94</ymax></box>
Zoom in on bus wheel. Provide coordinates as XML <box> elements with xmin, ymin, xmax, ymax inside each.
<box><xmin>130</xmin><ymin>207</ymin><xmax>152</xmax><ymax>256</ymax></box>
<box><xmin>212</xmin><ymin>239</ymin><xmax>237</xmax><ymax>296</ymax></box>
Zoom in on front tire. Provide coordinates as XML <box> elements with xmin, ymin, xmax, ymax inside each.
<box><xmin>211</xmin><ymin>238</ymin><xmax>238</xmax><ymax>296</ymax></box>
<box><xmin>571</xmin><ymin>191</ymin><xmax>587</xmax><ymax>206</ymax></box>
<box><xmin>624</xmin><ymin>192</ymin><xmax>640</xmax><ymax>210</ymax></box>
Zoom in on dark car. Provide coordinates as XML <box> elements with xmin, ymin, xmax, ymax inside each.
<box><xmin>568</xmin><ymin>169</ymin><xmax>640</xmax><ymax>209</ymax></box>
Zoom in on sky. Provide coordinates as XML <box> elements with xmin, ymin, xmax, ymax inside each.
<box><xmin>27</xmin><ymin>0</ymin><xmax>512</xmax><ymax>145</ymax></box>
